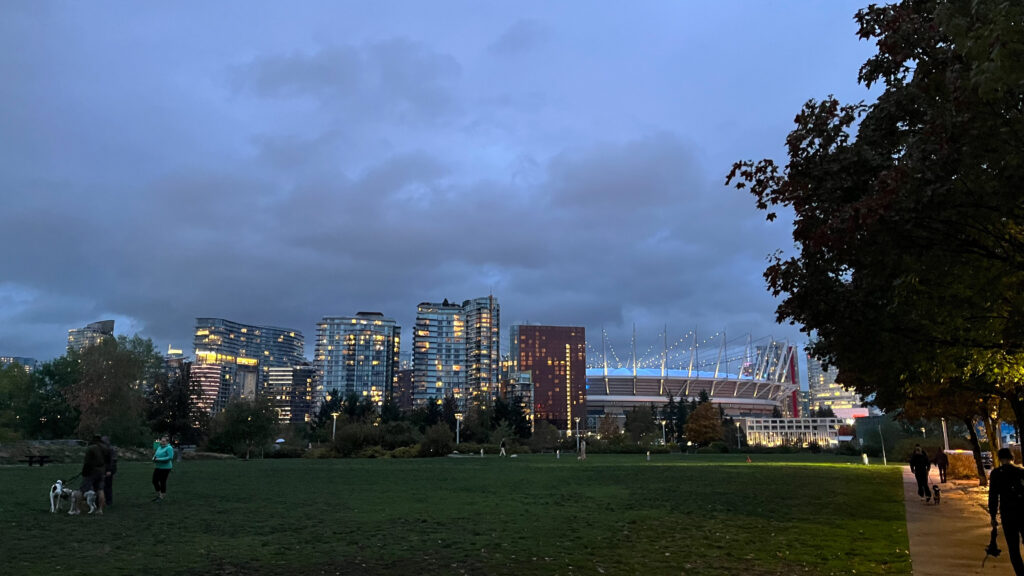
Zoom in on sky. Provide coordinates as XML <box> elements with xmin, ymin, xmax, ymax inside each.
<box><xmin>0</xmin><ymin>1</ymin><xmax>879</xmax><ymax>371</ymax></box>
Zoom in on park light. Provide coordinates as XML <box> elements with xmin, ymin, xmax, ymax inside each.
<box><xmin>574</xmin><ymin>417</ymin><xmax>581</xmax><ymax>452</ymax></box>
<box><xmin>660</xmin><ymin>419</ymin><xmax>667</xmax><ymax>445</ymax></box>
<box><xmin>455</xmin><ymin>412</ymin><xmax>464</xmax><ymax>444</ymax></box>
<box><xmin>331</xmin><ymin>411</ymin><xmax>340</xmax><ymax>440</ymax></box>
<box><xmin>735</xmin><ymin>421</ymin><xmax>742</xmax><ymax>449</ymax></box>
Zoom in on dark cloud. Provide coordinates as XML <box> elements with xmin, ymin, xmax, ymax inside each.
<box><xmin>0</xmin><ymin>2</ymin><xmax>878</xmax><ymax>365</ymax></box>
<box><xmin>488</xmin><ymin>19</ymin><xmax>549</xmax><ymax>56</ymax></box>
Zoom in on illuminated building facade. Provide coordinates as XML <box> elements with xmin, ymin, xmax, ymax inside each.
<box><xmin>67</xmin><ymin>320</ymin><xmax>114</xmax><ymax>352</ymax></box>
<box><xmin>193</xmin><ymin>318</ymin><xmax>305</xmax><ymax>413</ymax></box>
<box><xmin>742</xmin><ymin>417</ymin><xmax>843</xmax><ymax>447</ymax></box>
<box><xmin>267</xmin><ymin>363</ymin><xmax>318</xmax><ymax>424</ymax></box>
<box><xmin>412</xmin><ymin>300</ymin><xmax>465</xmax><ymax>405</ymax></box>
<box><xmin>314</xmin><ymin>312</ymin><xmax>400</xmax><ymax>407</ymax></box>
<box><xmin>509</xmin><ymin>325</ymin><xmax>586</xmax><ymax>432</ymax></box>
<box><xmin>411</xmin><ymin>297</ymin><xmax>500</xmax><ymax>407</ymax></box>
<box><xmin>806</xmin><ymin>354</ymin><xmax>862</xmax><ymax>416</ymax></box>
<box><xmin>0</xmin><ymin>356</ymin><xmax>40</xmax><ymax>373</ymax></box>
<box><xmin>463</xmin><ymin>296</ymin><xmax>500</xmax><ymax>404</ymax></box>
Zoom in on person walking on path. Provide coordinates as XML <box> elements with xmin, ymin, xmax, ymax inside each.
<box><xmin>990</xmin><ymin>447</ymin><xmax>1024</xmax><ymax>574</ymax></box>
<box><xmin>579</xmin><ymin>438</ymin><xmax>587</xmax><ymax>461</ymax></box>
<box><xmin>909</xmin><ymin>444</ymin><xmax>933</xmax><ymax>502</ymax></box>
<box><xmin>499</xmin><ymin>438</ymin><xmax>507</xmax><ymax>457</ymax></box>
<box><xmin>932</xmin><ymin>450</ymin><xmax>949</xmax><ymax>484</ymax></box>
<box><xmin>151</xmin><ymin>436</ymin><xmax>174</xmax><ymax>503</ymax></box>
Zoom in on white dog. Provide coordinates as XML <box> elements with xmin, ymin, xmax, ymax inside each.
<box><xmin>49</xmin><ymin>480</ymin><xmax>74</xmax><ymax>513</ymax></box>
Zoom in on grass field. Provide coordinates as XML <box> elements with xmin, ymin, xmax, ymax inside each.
<box><xmin>0</xmin><ymin>454</ymin><xmax>910</xmax><ymax>576</ymax></box>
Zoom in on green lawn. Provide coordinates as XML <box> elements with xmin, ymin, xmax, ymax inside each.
<box><xmin>0</xmin><ymin>454</ymin><xmax>909</xmax><ymax>576</ymax></box>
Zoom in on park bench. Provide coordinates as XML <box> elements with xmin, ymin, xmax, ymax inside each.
<box><xmin>20</xmin><ymin>454</ymin><xmax>52</xmax><ymax>466</ymax></box>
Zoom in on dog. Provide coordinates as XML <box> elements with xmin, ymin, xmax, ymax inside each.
<box><xmin>49</xmin><ymin>480</ymin><xmax>74</xmax><ymax>513</ymax></box>
<box><xmin>932</xmin><ymin>485</ymin><xmax>941</xmax><ymax>505</ymax></box>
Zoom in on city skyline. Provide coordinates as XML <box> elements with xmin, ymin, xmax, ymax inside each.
<box><xmin>0</xmin><ymin>2</ymin><xmax>879</xmax><ymax>366</ymax></box>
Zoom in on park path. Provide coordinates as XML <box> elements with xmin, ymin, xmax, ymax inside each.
<box><xmin>903</xmin><ymin>465</ymin><xmax>1013</xmax><ymax>575</ymax></box>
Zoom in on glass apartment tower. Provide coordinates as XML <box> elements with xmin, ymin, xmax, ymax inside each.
<box><xmin>314</xmin><ymin>312</ymin><xmax>401</xmax><ymax>407</ymax></box>
<box><xmin>411</xmin><ymin>296</ymin><xmax>500</xmax><ymax>407</ymax></box>
<box><xmin>192</xmin><ymin>318</ymin><xmax>305</xmax><ymax>413</ymax></box>
<box><xmin>67</xmin><ymin>320</ymin><xmax>114</xmax><ymax>352</ymax></box>
<box><xmin>806</xmin><ymin>354</ymin><xmax>862</xmax><ymax>413</ymax></box>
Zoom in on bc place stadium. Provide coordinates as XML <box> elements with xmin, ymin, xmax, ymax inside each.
<box><xmin>584</xmin><ymin>329</ymin><xmax>801</xmax><ymax>423</ymax></box>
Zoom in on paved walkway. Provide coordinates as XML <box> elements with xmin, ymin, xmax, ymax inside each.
<box><xmin>903</xmin><ymin>466</ymin><xmax>1013</xmax><ymax>575</ymax></box>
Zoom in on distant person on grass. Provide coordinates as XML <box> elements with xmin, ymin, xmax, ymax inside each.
<box><xmin>909</xmin><ymin>444</ymin><xmax>932</xmax><ymax>503</ymax></box>
<box><xmin>989</xmin><ymin>448</ymin><xmax>1024</xmax><ymax>575</ymax></box>
<box><xmin>152</xmin><ymin>436</ymin><xmax>174</xmax><ymax>503</ymax></box>
<box><xmin>932</xmin><ymin>449</ymin><xmax>949</xmax><ymax>484</ymax></box>
<box><xmin>499</xmin><ymin>438</ymin><xmax>507</xmax><ymax>457</ymax></box>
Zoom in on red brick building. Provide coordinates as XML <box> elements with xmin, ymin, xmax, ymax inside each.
<box><xmin>509</xmin><ymin>325</ymin><xmax>586</xmax><ymax>432</ymax></box>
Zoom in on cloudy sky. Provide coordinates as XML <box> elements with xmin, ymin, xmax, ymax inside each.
<box><xmin>1</xmin><ymin>1</ymin><xmax>878</xmax><ymax>368</ymax></box>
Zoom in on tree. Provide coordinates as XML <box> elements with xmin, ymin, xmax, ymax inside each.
<box><xmin>597</xmin><ymin>413</ymin><xmax>621</xmax><ymax>438</ymax></box>
<box><xmin>726</xmin><ymin>1</ymin><xmax>1024</xmax><ymax>427</ymax></box>
<box><xmin>308</xmin><ymin>389</ymin><xmax>342</xmax><ymax>444</ymax></box>
<box><xmin>529</xmin><ymin>419</ymin><xmax>561</xmax><ymax>452</ymax></box>
<box><xmin>685</xmin><ymin>402</ymin><xmax>722</xmax><ymax>447</ymax></box>
<box><xmin>146</xmin><ymin>362</ymin><xmax>208</xmax><ymax>445</ymax></box>
<box><xmin>23</xmin><ymin>355</ymin><xmax>80</xmax><ymax>439</ymax></box>
<box><xmin>207</xmin><ymin>398</ymin><xmax>278</xmax><ymax>459</ymax></box>
<box><xmin>623</xmin><ymin>405</ymin><xmax>658</xmax><ymax>444</ymax></box>
<box><xmin>814</xmin><ymin>406</ymin><xmax>837</xmax><ymax>418</ymax></box>
<box><xmin>0</xmin><ymin>363</ymin><xmax>33</xmax><ymax>441</ymax></box>
<box><xmin>68</xmin><ymin>336</ymin><xmax>162</xmax><ymax>444</ymax></box>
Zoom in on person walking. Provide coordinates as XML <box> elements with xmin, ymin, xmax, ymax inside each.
<box><xmin>909</xmin><ymin>444</ymin><xmax>932</xmax><ymax>502</ymax></box>
<box><xmin>989</xmin><ymin>448</ymin><xmax>1024</xmax><ymax>575</ymax></box>
<box><xmin>101</xmin><ymin>435</ymin><xmax>117</xmax><ymax>506</ymax></box>
<box><xmin>151</xmin><ymin>436</ymin><xmax>174</xmax><ymax>503</ymax></box>
<box><xmin>932</xmin><ymin>449</ymin><xmax>949</xmax><ymax>483</ymax></box>
<box><xmin>499</xmin><ymin>438</ymin><xmax>507</xmax><ymax>457</ymax></box>
<box><xmin>579</xmin><ymin>438</ymin><xmax>587</xmax><ymax>461</ymax></box>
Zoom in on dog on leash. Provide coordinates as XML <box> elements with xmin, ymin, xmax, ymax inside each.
<box><xmin>932</xmin><ymin>485</ymin><xmax>941</xmax><ymax>505</ymax></box>
<box><xmin>49</xmin><ymin>480</ymin><xmax>74</xmax><ymax>513</ymax></box>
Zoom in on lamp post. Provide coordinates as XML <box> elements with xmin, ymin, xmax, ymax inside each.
<box><xmin>941</xmin><ymin>417</ymin><xmax>950</xmax><ymax>452</ymax></box>
<box><xmin>660</xmin><ymin>419</ymin><xmax>667</xmax><ymax>445</ymax></box>
<box><xmin>920</xmin><ymin>426</ymin><xmax>926</xmax><ymax>438</ymax></box>
<box><xmin>455</xmin><ymin>412</ymin><xmax>463</xmax><ymax>445</ymax></box>
<box><xmin>574</xmin><ymin>417</ymin><xmax>581</xmax><ymax>452</ymax></box>
<box><xmin>330</xmin><ymin>412</ymin><xmax>340</xmax><ymax>440</ymax></box>
<box><xmin>735</xmin><ymin>421</ymin><xmax>742</xmax><ymax>449</ymax></box>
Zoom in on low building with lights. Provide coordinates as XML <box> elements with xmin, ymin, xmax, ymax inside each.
<box><xmin>741</xmin><ymin>417</ymin><xmax>844</xmax><ymax>447</ymax></box>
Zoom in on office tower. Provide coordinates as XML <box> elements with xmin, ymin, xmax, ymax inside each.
<box><xmin>193</xmin><ymin>318</ymin><xmax>305</xmax><ymax>413</ymax></box>
<box><xmin>412</xmin><ymin>299</ymin><xmax>466</xmax><ymax>406</ymax></box>
<box><xmin>67</xmin><ymin>320</ymin><xmax>114</xmax><ymax>352</ymax></box>
<box><xmin>267</xmin><ymin>362</ymin><xmax>318</xmax><ymax>423</ymax></box>
<box><xmin>509</xmin><ymin>325</ymin><xmax>586</xmax><ymax>431</ymax></box>
<box><xmin>314</xmin><ymin>312</ymin><xmax>401</xmax><ymax>407</ymax></box>
<box><xmin>463</xmin><ymin>296</ymin><xmax>501</xmax><ymax>404</ymax></box>
<box><xmin>806</xmin><ymin>354</ymin><xmax>862</xmax><ymax>413</ymax></box>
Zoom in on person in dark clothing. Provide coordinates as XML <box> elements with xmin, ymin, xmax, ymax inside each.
<box><xmin>932</xmin><ymin>450</ymin><xmax>949</xmax><ymax>483</ymax></box>
<box><xmin>909</xmin><ymin>445</ymin><xmax>932</xmax><ymax>502</ymax></box>
<box><xmin>989</xmin><ymin>448</ymin><xmax>1024</xmax><ymax>575</ymax></box>
<box><xmin>72</xmin><ymin>435</ymin><xmax>106</xmax><ymax>515</ymax></box>
<box><xmin>101</xmin><ymin>435</ymin><xmax>117</xmax><ymax>506</ymax></box>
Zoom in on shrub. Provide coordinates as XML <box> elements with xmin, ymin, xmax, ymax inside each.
<box><xmin>389</xmin><ymin>445</ymin><xmax>420</xmax><ymax>459</ymax></box>
<box><xmin>419</xmin><ymin>423</ymin><xmax>453</xmax><ymax>457</ymax></box>
<box><xmin>708</xmin><ymin>441</ymin><xmax>729</xmax><ymax>453</ymax></box>
<box><xmin>357</xmin><ymin>445</ymin><xmax>387</xmax><ymax>459</ymax></box>
<box><xmin>268</xmin><ymin>446</ymin><xmax>304</xmax><ymax>459</ymax></box>
<box><xmin>302</xmin><ymin>447</ymin><xmax>335</xmax><ymax>459</ymax></box>
<box><xmin>947</xmin><ymin>452</ymin><xmax>987</xmax><ymax>481</ymax></box>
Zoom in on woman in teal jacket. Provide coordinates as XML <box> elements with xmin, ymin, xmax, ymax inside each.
<box><xmin>152</xmin><ymin>436</ymin><xmax>174</xmax><ymax>502</ymax></box>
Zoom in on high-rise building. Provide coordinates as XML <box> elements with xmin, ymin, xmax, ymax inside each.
<box><xmin>192</xmin><ymin>318</ymin><xmax>305</xmax><ymax>413</ymax></box>
<box><xmin>412</xmin><ymin>296</ymin><xmax>500</xmax><ymax>407</ymax></box>
<box><xmin>314</xmin><ymin>312</ymin><xmax>400</xmax><ymax>407</ymax></box>
<box><xmin>413</xmin><ymin>299</ymin><xmax>466</xmax><ymax>406</ymax></box>
<box><xmin>267</xmin><ymin>362</ymin><xmax>318</xmax><ymax>424</ymax></box>
<box><xmin>0</xmin><ymin>356</ymin><xmax>40</xmax><ymax>373</ymax></box>
<box><xmin>463</xmin><ymin>296</ymin><xmax>501</xmax><ymax>403</ymax></box>
<box><xmin>509</xmin><ymin>325</ymin><xmax>586</xmax><ymax>432</ymax></box>
<box><xmin>67</xmin><ymin>320</ymin><xmax>114</xmax><ymax>352</ymax></box>
<box><xmin>806</xmin><ymin>354</ymin><xmax>862</xmax><ymax>415</ymax></box>
<box><xmin>394</xmin><ymin>368</ymin><xmax>414</xmax><ymax>411</ymax></box>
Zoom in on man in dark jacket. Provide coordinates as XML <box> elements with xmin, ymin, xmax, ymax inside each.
<box><xmin>990</xmin><ymin>448</ymin><xmax>1024</xmax><ymax>575</ymax></box>
<box><xmin>72</xmin><ymin>435</ymin><xmax>106</xmax><ymax>515</ymax></box>
<box><xmin>909</xmin><ymin>445</ymin><xmax>932</xmax><ymax>502</ymax></box>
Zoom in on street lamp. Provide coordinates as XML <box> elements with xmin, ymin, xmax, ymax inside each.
<box><xmin>455</xmin><ymin>412</ymin><xmax>464</xmax><ymax>445</ymax></box>
<box><xmin>920</xmin><ymin>426</ymin><xmax>926</xmax><ymax>438</ymax></box>
<box><xmin>660</xmin><ymin>419</ymin><xmax>667</xmax><ymax>445</ymax></box>
<box><xmin>735</xmin><ymin>421</ymin><xmax>742</xmax><ymax>449</ymax></box>
<box><xmin>330</xmin><ymin>411</ymin><xmax>340</xmax><ymax>440</ymax></box>
<box><xmin>574</xmin><ymin>417</ymin><xmax>581</xmax><ymax>452</ymax></box>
